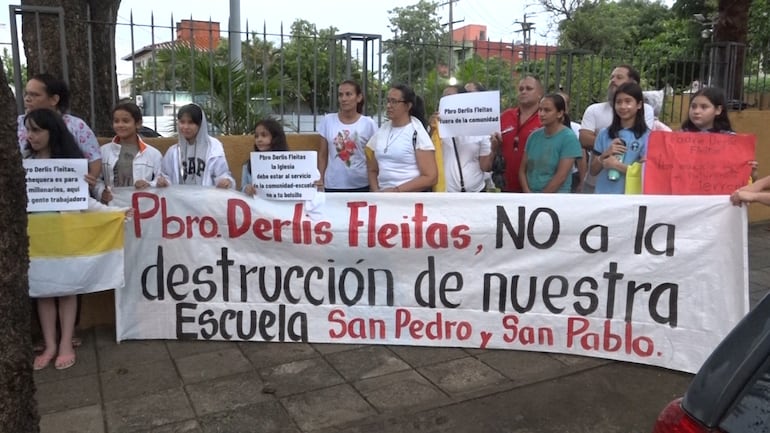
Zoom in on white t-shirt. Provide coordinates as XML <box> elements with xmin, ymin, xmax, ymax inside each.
<box><xmin>318</xmin><ymin>113</ymin><xmax>377</xmax><ymax>189</ymax></box>
<box><xmin>442</xmin><ymin>135</ymin><xmax>491</xmax><ymax>192</ymax></box>
<box><xmin>367</xmin><ymin>121</ymin><xmax>434</xmax><ymax>189</ymax></box>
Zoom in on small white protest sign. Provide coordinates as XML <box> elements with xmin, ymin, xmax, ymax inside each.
<box><xmin>438</xmin><ymin>90</ymin><xmax>501</xmax><ymax>138</ymax></box>
<box><xmin>24</xmin><ymin>158</ymin><xmax>89</xmax><ymax>212</ymax></box>
<box><xmin>250</xmin><ymin>151</ymin><xmax>319</xmax><ymax>200</ymax></box>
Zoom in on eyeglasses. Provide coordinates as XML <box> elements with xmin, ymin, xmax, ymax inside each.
<box><xmin>386</xmin><ymin>98</ymin><xmax>406</xmax><ymax>105</ymax></box>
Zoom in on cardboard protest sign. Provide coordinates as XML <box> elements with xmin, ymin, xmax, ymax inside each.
<box><xmin>644</xmin><ymin>131</ymin><xmax>755</xmax><ymax>195</ymax></box>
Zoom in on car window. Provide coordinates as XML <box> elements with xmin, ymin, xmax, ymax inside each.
<box><xmin>720</xmin><ymin>356</ymin><xmax>770</xmax><ymax>432</ymax></box>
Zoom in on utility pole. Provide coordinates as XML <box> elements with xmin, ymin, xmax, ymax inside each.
<box><xmin>440</xmin><ymin>0</ymin><xmax>463</xmax><ymax>77</ymax></box>
<box><xmin>229</xmin><ymin>0</ymin><xmax>242</xmax><ymax>69</ymax></box>
<box><xmin>514</xmin><ymin>14</ymin><xmax>535</xmax><ymax>62</ymax></box>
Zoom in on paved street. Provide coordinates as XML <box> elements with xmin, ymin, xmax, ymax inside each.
<box><xmin>34</xmin><ymin>222</ymin><xmax>770</xmax><ymax>433</ymax></box>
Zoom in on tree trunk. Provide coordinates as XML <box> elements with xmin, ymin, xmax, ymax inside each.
<box><xmin>712</xmin><ymin>0</ymin><xmax>750</xmax><ymax>101</ymax></box>
<box><xmin>21</xmin><ymin>0</ymin><xmax>121</xmax><ymax>136</ymax></box>
<box><xmin>0</xmin><ymin>54</ymin><xmax>38</xmax><ymax>431</ymax></box>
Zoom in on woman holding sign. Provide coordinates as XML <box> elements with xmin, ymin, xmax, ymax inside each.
<box><xmin>682</xmin><ymin>87</ymin><xmax>758</xmax><ymax>181</ymax></box>
<box><xmin>366</xmin><ymin>84</ymin><xmax>437</xmax><ymax>192</ymax></box>
<box><xmin>159</xmin><ymin>104</ymin><xmax>235</xmax><ymax>189</ymax></box>
<box><xmin>24</xmin><ymin>108</ymin><xmax>130</xmax><ymax>371</ymax></box>
<box><xmin>18</xmin><ymin>74</ymin><xmax>101</xmax><ymax>192</ymax></box>
<box><xmin>241</xmin><ymin>118</ymin><xmax>288</xmax><ymax>196</ymax></box>
<box><xmin>438</xmin><ymin>85</ymin><xmax>494</xmax><ymax>193</ymax></box>
<box><xmin>518</xmin><ymin>94</ymin><xmax>582</xmax><ymax>193</ymax></box>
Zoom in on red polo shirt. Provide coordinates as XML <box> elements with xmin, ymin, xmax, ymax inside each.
<box><xmin>500</xmin><ymin>107</ymin><xmax>542</xmax><ymax>192</ymax></box>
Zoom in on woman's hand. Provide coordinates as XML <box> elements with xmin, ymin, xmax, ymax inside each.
<box><xmin>100</xmin><ymin>187</ymin><xmax>113</xmax><ymax>205</ymax></box>
<box><xmin>731</xmin><ymin>189</ymin><xmax>753</xmax><ymax>207</ymax></box>
<box><xmin>244</xmin><ymin>184</ymin><xmax>257</xmax><ymax>197</ymax></box>
<box><xmin>215</xmin><ymin>178</ymin><xmax>232</xmax><ymax>189</ymax></box>
<box><xmin>84</xmin><ymin>173</ymin><xmax>98</xmax><ymax>187</ymax></box>
<box><xmin>608</xmin><ymin>138</ymin><xmax>626</xmax><ymax>156</ymax></box>
<box><xmin>134</xmin><ymin>179</ymin><xmax>150</xmax><ymax>189</ymax></box>
<box><xmin>156</xmin><ymin>176</ymin><xmax>170</xmax><ymax>188</ymax></box>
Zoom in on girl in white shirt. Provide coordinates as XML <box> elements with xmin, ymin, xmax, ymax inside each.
<box><xmin>96</xmin><ymin>102</ymin><xmax>165</xmax><ymax>204</ymax></box>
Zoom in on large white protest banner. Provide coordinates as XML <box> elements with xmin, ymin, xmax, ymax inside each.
<box><xmin>24</xmin><ymin>158</ymin><xmax>88</xmax><ymax>212</ymax></box>
<box><xmin>437</xmin><ymin>90</ymin><xmax>501</xmax><ymax>138</ymax></box>
<box><xmin>113</xmin><ymin>187</ymin><xmax>748</xmax><ymax>373</ymax></box>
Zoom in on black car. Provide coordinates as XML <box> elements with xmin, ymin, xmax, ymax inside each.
<box><xmin>651</xmin><ymin>293</ymin><xmax>770</xmax><ymax>432</ymax></box>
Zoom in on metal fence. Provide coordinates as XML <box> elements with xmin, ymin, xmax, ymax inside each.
<box><xmin>10</xmin><ymin>8</ymin><xmax>770</xmax><ymax>136</ymax></box>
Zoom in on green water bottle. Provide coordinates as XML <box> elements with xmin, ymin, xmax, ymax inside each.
<box><xmin>607</xmin><ymin>139</ymin><xmax>626</xmax><ymax>181</ymax></box>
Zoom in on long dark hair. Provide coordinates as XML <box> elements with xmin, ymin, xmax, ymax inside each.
<box><xmin>681</xmin><ymin>87</ymin><xmax>733</xmax><ymax>132</ymax></box>
<box><xmin>340</xmin><ymin>79</ymin><xmax>365</xmax><ymax>114</ymax></box>
<box><xmin>246</xmin><ymin>118</ymin><xmax>288</xmax><ymax>171</ymax></box>
<box><xmin>28</xmin><ymin>73</ymin><xmax>70</xmax><ymax>112</ymax></box>
<box><xmin>541</xmin><ymin>93</ymin><xmax>571</xmax><ymax>127</ymax></box>
<box><xmin>608</xmin><ymin>82</ymin><xmax>648</xmax><ymax>139</ymax></box>
<box><xmin>391</xmin><ymin>83</ymin><xmax>427</xmax><ymax>128</ymax></box>
<box><xmin>24</xmin><ymin>108</ymin><xmax>83</xmax><ymax>158</ymax></box>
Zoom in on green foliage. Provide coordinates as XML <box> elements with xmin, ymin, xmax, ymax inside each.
<box><xmin>559</xmin><ymin>0</ymin><xmax>674</xmax><ymax>56</ymax></box>
<box><xmin>281</xmin><ymin>20</ymin><xmax>342</xmax><ymax>113</ymax></box>
<box><xmin>131</xmin><ymin>18</ymin><xmax>385</xmax><ymax>134</ymax></box>
<box><xmin>747</xmin><ymin>0</ymin><xmax>770</xmax><ymax>73</ymax></box>
<box><xmin>454</xmin><ymin>55</ymin><xmax>518</xmax><ymax>108</ymax></box>
<box><xmin>384</xmin><ymin>0</ymin><xmax>447</xmax><ymax>86</ymax></box>
<box><xmin>2</xmin><ymin>48</ymin><xmax>26</xmax><ymax>85</ymax></box>
<box><xmin>671</xmin><ymin>0</ymin><xmax>717</xmax><ymax>19</ymax></box>
<box><xmin>744</xmin><ymin>74</ymin><xmax>770</xmax><ymax>94</ymax></box>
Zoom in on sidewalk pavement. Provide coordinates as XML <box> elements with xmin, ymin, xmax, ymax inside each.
<box><xmin>34</xmin><ymin>222</ymin><xmax>770</xmax><ymax>433</ymax></box>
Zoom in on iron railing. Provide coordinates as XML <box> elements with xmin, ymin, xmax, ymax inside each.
<box><xmin>9</xmin><ymin>10</ymin><xmax>770</xmax><ymax>136</ymax></box>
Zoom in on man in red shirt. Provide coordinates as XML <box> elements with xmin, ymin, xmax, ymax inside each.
<box><xmin>491</xmin><ymin>75</ymin><xmax>544</xmax><ymax>192</ymax></box>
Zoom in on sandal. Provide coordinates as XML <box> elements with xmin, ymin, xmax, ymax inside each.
<box><xmin>34</xmin><ymin>337</ymin><xmax>80</xmax><ymax>353</ymax></box>
<box><xmin>54</xmin><ymin>353</ymin><xmax>76</xmax><ymax>370</ymax></box>
<box><xmin>33</xmin><ymin>352</ymin><xmax>56</xmax><ymax>370</ymax></box>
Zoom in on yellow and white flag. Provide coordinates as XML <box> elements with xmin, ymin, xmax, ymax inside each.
<box><xmin>28</xmin><ymin>211</ymin><xmax>125</xmax><ymax>298</ymax></box>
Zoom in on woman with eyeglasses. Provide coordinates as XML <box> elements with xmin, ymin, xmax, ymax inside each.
<box><xmin>365</xmin><ymin>84</ymin><xmax>437</xmax><ymax>192</ymax></box>
<box><xmin>158</xmin><ymin>104</ymin><xmax>235</xmax><ymax>188</ymax></box>
<box><xmin>18</xmin><ymin>74</ymin><xmax>102</xmax><ymax>192</ymax></box>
